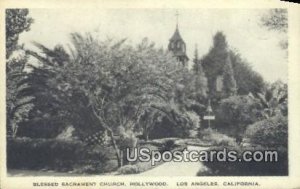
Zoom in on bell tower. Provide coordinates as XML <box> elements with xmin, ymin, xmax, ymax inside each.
<box><xmin>168</xmin><ymin>11</ymin><xmax>189</xmax><ymax>67</ymax></box>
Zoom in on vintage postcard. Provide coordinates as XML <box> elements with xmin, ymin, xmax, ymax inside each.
<box><xmin>1</xmin><ymin>0</ymin><xmax>300</xmax><ymax>188</ymax></box>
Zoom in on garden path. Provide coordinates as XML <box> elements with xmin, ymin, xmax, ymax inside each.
<box><xmin>137</xmin><ymin>146</ymin><xmax>209</xmax><ymax>176</ymax></box>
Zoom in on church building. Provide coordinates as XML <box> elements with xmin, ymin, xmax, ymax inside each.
<box><xmin>168</xmin><ymin>13</ymin><xmax>189</xmax><ymax>67</ymax></box>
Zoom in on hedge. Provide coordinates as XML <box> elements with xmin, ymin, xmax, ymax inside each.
<box><xmin>7</xmin><ymin>138</ymin><xmax>118</xmax><ymax>174</ymax></box>
<box><xmin>245</xmin><ymin>115</ymin><xmax>287</xmax><ymax>148</ymax></box>
<box><xmin>197</xmin><ymin>145</ymin><xmax>288</xmax><ymax>176</ymax></box>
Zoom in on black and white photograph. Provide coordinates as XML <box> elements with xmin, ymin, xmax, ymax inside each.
<box><xmin>1</xmin><ymin>1</ymin><xmax>300</xmax><ymax>189</ymax></box>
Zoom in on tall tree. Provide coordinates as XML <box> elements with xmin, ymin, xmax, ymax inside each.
<box><xmin>229</xmin><ymin>50</ymin><xmax>265</xmax><ymax>95</ymax></box>
<box><xmin>6</xmin><ymin>54</ymin><xmax>34</xmax><ymax>137</ymax></box>
<box><xmin>193</xmin><ymin>44</ymin><xmax>199</xmax><ymax>66</ymax></box>
<box><xmin>21</xmin><ymin>45</ymin><xmax>73</xmax><ymax>138</ymax></box>
<box><xmin>192</xmin><ymin>46</ymin><xmax>208</xmax><ymax>103</ymax></box>
<box><xmin>201</xmin><ymin>32</ymin><xmax>265</xmax><ymax>98</ymax></box>
<box><xmin>29</xmin><ymin>34</ymin><xmax>200</xmax><ymax>167</ymax></box>
<box><xmin>202</xmin><ymin>31</ymin><xmax>228</xmax><ymax>76</ymax></box>
<box><xmin>201</xmin><ymin>31</ymin><xmax>233</xmax><ymax>99</ymax></box>
<box><xmin>222</xmin><ymin>54</ymin><xmax>237</xmax><ymax>96</ymax></box>
<box><xmin>6</xmin><ymin>9</ymin><xmax>34</xmax><ymax>138</ymax></box>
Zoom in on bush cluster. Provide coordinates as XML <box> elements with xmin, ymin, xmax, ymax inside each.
<box><xmin>7</xmin><ymin>138</ymin><xmax>118</xmax><ymax>174</ymax></box>
<box><xmin>139</xmin><ymin>138</ymin><xmax>184</xmax><ymax>153</ymax></box>
<box><xmin>214</xmin><ymin>95</ymin><xmax>263</xmax><ymax>138</ymax></box>
<box><xmin>199</xmin><ymin>128</ymin><xmax>237</xmax><ymax>146</ymax></box>
<box><xmin>198</xmin><ymin>145</ymin><xmax>288</xmax><ymax>176</ymax></box>
<box><xmin>117</xmin><ymin>162</ymin><xmax>153</xmax><ymax>175</ymax></box>
<box><xmin>245</xmin><ymin>115</ymin><xmax>287</xmax><ymax>148</ymax></box>
<box><xmin>198</xmin><ymin>114</ymin><xmax>288</xmax><ymax>176</ymax></box>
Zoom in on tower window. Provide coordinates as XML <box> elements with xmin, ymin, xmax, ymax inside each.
<box><xmin>177</xmin><ymin>42</ymin><xmax>180</xmax><ymax>48</ymax></box>
<box><xmin>171</xmin><ymin>42</ymin><xmax>174</xmax><ymax>48</ymax></box>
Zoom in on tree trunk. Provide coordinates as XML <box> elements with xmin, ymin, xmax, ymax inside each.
<box><xmin>106</xmin><ymin>129</ymin><xmax>122</xmax><ymax>167</ymax></box>
<box><xmin>12</xmin><ymin>125</ymin><xmax>18</xmax><ymax>138</ymax></box>
<box><xmin>91</xmin><ymin>105</ymin><xmax>123</xmax><ymax>167</ymax></box>
<box><xmin>7</xmin><ymin>110</ymin><xmax>17</xmax><ymax>138</ymax></box>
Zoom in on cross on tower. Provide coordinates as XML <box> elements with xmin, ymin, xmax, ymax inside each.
<box><xmin>175</xmin><ymin>10</ymin><xmax>180</xmax><ymax>28</ymax></box>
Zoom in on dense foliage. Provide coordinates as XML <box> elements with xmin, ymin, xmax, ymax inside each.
<box><xmin>201</xmin><ymin>32</ymin><xmax>266</xmax><ymax>99</ymax></box>
<box><xmin>24</xmin><ymin>34</ymin><xmax>204</xmax><ymax>166</ymax></box>
<box><xmin>7</xmin><ymin>138</ymin><xmax>117</xmax><ymax>173</ymax></box>
<box><xmin>229</xmin><ymin>51</ymin><xmax>265</xmax><ymax>95</ymax></box>
<box><xmin>245</xmin><ymin>114</ymin><xmax>287</xmax><ymax>148</ymax></box>
<box><xmin>6</xmin><ymin>9</ymin><xmax>34</xmax><ymax>138</ymax></box>
<box><xmin>214</xmin><ymin>95</ymin><xmax>264</xmax><ymax>140</ymax></box>
<box><xmin>198</xmin><ymin>145</ymin><xmax>288</xmax><ymax>176</ymax></box>
<box><xmin>6</xmin><ymin>9</ymin><xmax>33</xmax><ymax>58</ymax></box>
<box><xmin>201</xmin><ymin>32</ymin><xmax>236</xmax><ymax>99</ymax></box>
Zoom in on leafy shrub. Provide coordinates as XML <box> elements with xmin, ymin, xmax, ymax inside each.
<box><xmin>149</xmin><ymin>110</ymin><xmax>200</xmax><ymax>139</ymax></box>
<box><xmin>255</xmin><ymin>80</ymin><xmax>287</xmax><ymax>119</ymax></box>
<box><xmin>189</xmin><ymin>129</ymin><xmax>198</xmax><ymax>138</ymax></box>
<box><xmin>198</xmin><ymin>114</ymin><xmax>288</xmax><ymax>176</ymax></box>
<box><xmin>117</xmin><ymin>164</ymin><xmax>140</xmax><ymax>174</ymax></box>
<box><xmin>139</xmin><ymin>138</ymin><xmax>179</xmax><ymax>153</ymax></box>
<box><xmin>138</xmin><ymin>138</ymin><xmax>186</xmax><ymax>154</ymax></box>
<box><xmin>214</xmin><ymin>95</ymin><xmax>263</xmax><ymax>139</ymax></box>
<box><xmin>7</xmin><ymin>138</ymin><xmax>118</xmax><ymax>174</ymax></box>
<box><xmin>229</xmin><ymin>51</ymin><xmax>265</xmax><ymax>95</ymax></box>
<box><xmin>245</xmin><ymin>115</ymin><xmax>287</xmax><ymax>148</ymax></box>
<box><xmin>198</xmin><ymin>145</ymin><xmax>288</xmax><ymax>176</ymax></box>
<box><xmin>149</xmin><ymin>118</ymin><xmax>181</xmax><ymax>139</ymax></box>
<box><xmin>185</xmin><ymin>111</ymin><xmax>201</xmax><ymax>138</ymax></box>
<box><xmin>199</xmin><ymin>128</ymin><xmax>237</xmax><ymax>146</ymax></box>
<box><xmin>117</xmin><ymin>161</ymin><xmax>154</xmax><ymax>175</ymax></box>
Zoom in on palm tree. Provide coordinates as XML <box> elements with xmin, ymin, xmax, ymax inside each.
<box><xmin>6</xmin><ymin>52</ymin><xmax>34</xmax><ymax>138</ymax></box>
<box><xmin>256</xmin><ymin>80</ymin><xmax>287</xmax><ymax>119</ymax></box>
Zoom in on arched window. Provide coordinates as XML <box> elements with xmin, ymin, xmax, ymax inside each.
<box><xmin>177</xmin><ymin>42</ymin><xmax>181</xmax><ymax>48</ymax></box>
<box><xmin>182</xmin><ymin>44</ymin><xmax>185</xmax><ymax>52</ymax></box>
<box><xmin>171</xmin><ymin>42</ymin><xmax>174</xmax><ymax>48</ymax></box>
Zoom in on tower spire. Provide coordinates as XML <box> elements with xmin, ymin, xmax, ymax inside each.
<box><xmin>168</xmin><ymin>10</ymin><xmax>189</xmax><ymax>67</ymax></box>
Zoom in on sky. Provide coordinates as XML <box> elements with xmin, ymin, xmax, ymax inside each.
<box><xmin>19</xmin><ymin>9</ymin><xmax>288</xmax><ymax>83</ymax></box>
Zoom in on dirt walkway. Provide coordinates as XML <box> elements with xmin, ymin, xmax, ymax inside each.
<box><xmin>138</xmin><ymin>146</ymin><xmax>209</xmax><ymax>176</ymax></box>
